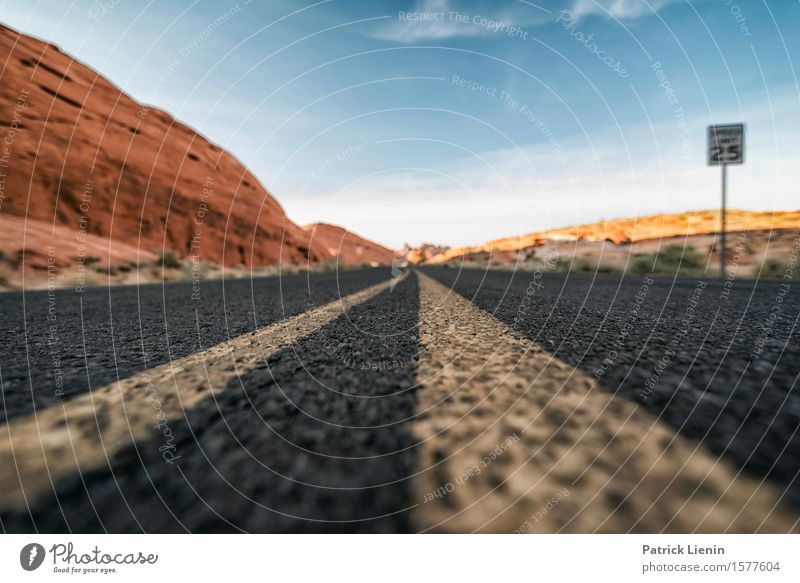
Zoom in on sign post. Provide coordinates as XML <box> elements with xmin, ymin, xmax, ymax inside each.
<box><xmin>708</xmin><ymin>124</ymin><xmax>744</xmax><ymax>276</ymax></box>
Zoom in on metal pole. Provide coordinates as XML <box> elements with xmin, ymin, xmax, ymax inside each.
<box><xmin>720</xmin><ymin>164</ymin><xmax>727</xmax><ymax>277</ymax></box>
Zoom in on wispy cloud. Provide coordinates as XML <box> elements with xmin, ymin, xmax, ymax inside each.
<box><xmin>571</xmin><ymin>0</ymin><xmax>684</xmax><ymax>19</ymax></box>
<box><xmin>284</xmin><ymin>86</ymin><xmax>800</xmax><ymax>248</ymax></box>
<box><xmin>376</xmin><ymin>0</ymin><xmax>479</xmax><ymax>43</ymax></box>
<box><xmin>370</xmin><ymin>0</ymin><xmax>547</xmax><ymax>43</ymax></box>
<box><xmin>371</xmin><ymin>0</ymin><xmax>683</xmax><ymax>43</ymax></box>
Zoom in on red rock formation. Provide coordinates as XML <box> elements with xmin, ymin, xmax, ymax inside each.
<box><xmin>303</xmin><ymin>223</ymin><xmax>397</xmax><ymax>266</ymax></box>
<box><xmin>0</xmin><ymin>22</ymin><xmax>324</xmax><ymax>268</ymax></box>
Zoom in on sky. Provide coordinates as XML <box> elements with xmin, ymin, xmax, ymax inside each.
<box><xmin>1</xmin><ymin>0</ymin><xmax>798</xmax><ymax>248</ymax></box>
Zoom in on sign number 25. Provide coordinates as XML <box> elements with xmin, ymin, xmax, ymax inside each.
<box><xmin>708</xmin><ymin>124</ymin><xmax>744</xmax><ymax>165</ymax></box>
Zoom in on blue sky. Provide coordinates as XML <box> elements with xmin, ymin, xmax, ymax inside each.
<box><xmin>2</xmin><ymin>0</ymin><xmax>798</xmax><ymax>247</ymax></box>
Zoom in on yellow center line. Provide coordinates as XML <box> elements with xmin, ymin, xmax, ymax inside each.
<box><xmin>0</xmin><ymin>274</ymin><xmax>405</xmax><ymax>511</ymax></box>
<box><xmin>410</xmin><ymin>271</ymin><xmax>796</xmax><ymax>533</ymax></box>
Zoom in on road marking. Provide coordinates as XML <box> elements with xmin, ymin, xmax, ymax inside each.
<box><xmin>0</xmin><ymin>274</ymin><xmax>405</xmax><ymax>511</ymax></box>
<box><xmin>411</xmin><ymin>271</ymin><xmax>797</xmax><ymax>533</ymax></box>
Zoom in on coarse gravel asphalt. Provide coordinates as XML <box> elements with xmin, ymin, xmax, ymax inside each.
<box><xmin>1</xmin><ymin>267</ymin><xmax>798</xmax><ymax>532</ymax></box>
<box><xmin>422</xmin><ymin>267</ymin><xmax>800</xmax><ymax>506</ymax></box>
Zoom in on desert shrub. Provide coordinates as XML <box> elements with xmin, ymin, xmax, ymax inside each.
<box><xmin>570</xmin><ymin>257</ymin><xmax>594</xmax><ymax>272</ymax></box>
<box><xmin>94</xmin><ymin>265</ymin><xmax>115</xmax><ymax>275</ymax></box>
<box><xmin>554</xmin><ymin>256</ymin><xmax>616</xmax><ymax>273</ymax></box>
<box><xmin>554</xmin><ymin>258</ymin><xmax>574</xmax><ymax>272</ymax></box>
<box><xmin>117</xmin><ymin>261</ymin><xmax>138</xmax><ymax>273</ymax></box>
<box><xmin>593</xmin><ymin>261</ymin><xmax>617</xmax><ymax>274</ymax></box>
<box><xmin>630</xmin><ymin>255</ymin><xmax>656</xmax><ymax>274</ymax></box>
<box><xmin>156</xmin><ymin>250</ymin><xmax>182</xmax><ymax>269</ymax></box>
<box><xmin>756</xmin><ymin>258</ymin><xmax>800</xmax><ymax>280</ymax></box>
<box><xmin>0</xmin><ymin>265</ymin><xmax>12</xmax><ymax>287</ymax></box>
<box><xmin>629</xmin><ymin>244</ymin><xmax>707</xmax><ymax>277</ymax></box>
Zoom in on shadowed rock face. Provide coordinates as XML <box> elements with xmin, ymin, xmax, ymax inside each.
<box><xmin>0</xmin><ymin>23</ymin><xmax>324</xmax><ymax>268</ymax></box>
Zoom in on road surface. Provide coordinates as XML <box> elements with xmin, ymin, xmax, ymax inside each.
<box><xmin>0</xmin><ymin>267</ymin><xmax>798</xmax><ymax>532</ymax></box>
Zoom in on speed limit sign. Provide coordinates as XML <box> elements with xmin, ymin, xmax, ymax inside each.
<box><xmin>708</xmin><ymin>124</ymin><xmax>744</xmax><ymax>165</ymax></box>
<box><xmin>708</xmin><ymin>122</ymin><xmax>745</xmax><ymax>278</ymax></box>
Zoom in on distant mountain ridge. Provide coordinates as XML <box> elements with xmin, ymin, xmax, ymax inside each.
<box><xmin>425</xmin><ymin>210</ymin><xmax>800</xmax><ymax>264</ymax></box>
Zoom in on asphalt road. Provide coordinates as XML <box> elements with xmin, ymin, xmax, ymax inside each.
<box><xmin>423</xmin><ymin>267</ymin><xmax>800</xmax><ymax>507</ymax></box>
<box><xmin>0</xmin><ymin>268</ymin><xmax>391</xmax><ymax>422</ymax></box>
<box><xmin>1</xmin><ymin>267</ymin><xmax>798</xmax><ymax>533</ymax></box>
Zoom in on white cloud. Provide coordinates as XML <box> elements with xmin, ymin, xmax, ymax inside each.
<box><xmin>571</xmin><ymin>0</ymin><xmax>684</xmax><ymax>19</ymax></box>
<box><xmin>372</xmin><ymin>0</ymin><xmax>466</xmax><ymax>43</ymax></box>
<box><xmin>371</xmin><ymin>0</ymin><xmax>547</xmax><ymax>43</ymax></box>
<box><xmin>371</xmin><ymin>0</ymin><xmax>686</xmax><ymax>43</ymax></box>
<box><xmin>283</xmin><ymin>88</ymin><xmax>800</xmax><ymax>249</ymax></box>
